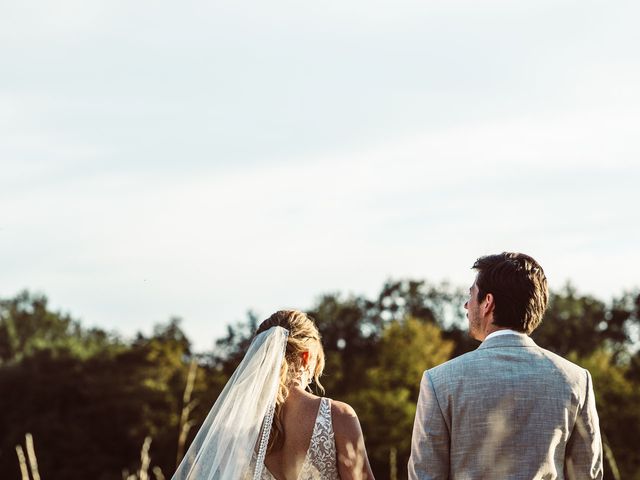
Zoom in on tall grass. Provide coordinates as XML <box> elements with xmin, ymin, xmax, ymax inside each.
<box><xmin>12</xmin><ymin>359</ymin><xmax>200</xmax><ymax>480</ymax></box>
<box><xmin>15</xmin><ymin>433</ymin><xmax>40</xmax><ymax>480</ymax></box>
<box><xmin>176</xmin><ymin>358</ymin><xmax>198</xmax><ymax>469</ymax></box>
<box><xmin>122</xmin><ymin>436</ymin><xmax>165</xmax><ymax>480</ymax></box>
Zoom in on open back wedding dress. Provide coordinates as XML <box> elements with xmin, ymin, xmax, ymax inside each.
<box><xmin>255</xmin><ymin>397</ymin><xmax>340</xmax><ymax>480</ymax></box>
<box><xmin>172</xmin><ymin>327</ymin><xmax>341</xmax><ymax>480</ymax></box>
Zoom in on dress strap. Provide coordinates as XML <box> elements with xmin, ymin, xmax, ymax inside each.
<box><xmin>319</xmin><ymin>397</ymin><xmax>332</xmax><ymax>425</ymax></box>
<box><xmin>301</xmin><ymin>397</ymin><xmax>338</xmax><ymax>478</ymax></box>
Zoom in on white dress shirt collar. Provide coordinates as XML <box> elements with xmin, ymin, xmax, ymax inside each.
<box><xmin>484</xmin><ymin>329</ymin><xmax>527</xmax><ymax>342</ymax></box>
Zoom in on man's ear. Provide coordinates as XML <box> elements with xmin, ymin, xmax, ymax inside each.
<box><xmin>483</xmin><ymin>293</ymin><xmax>495</xmax><ymax>315</ymax></box>
<box><xmin>301</xmin><ymin>350</ymin><xmax>310</xmax><ymax>367</ymax></box>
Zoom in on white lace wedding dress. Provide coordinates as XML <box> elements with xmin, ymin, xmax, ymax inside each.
<box><xmin>257</xmin><ymin>397</ymin><xmax>340</xmax><ymax>480</ymax></box>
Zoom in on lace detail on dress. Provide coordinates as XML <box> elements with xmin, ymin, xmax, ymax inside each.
<box><xmin>256</xmin><ymin>397</ymin><xmax>339</xmax><ymax>480</ymax></box>
<box><xmin>297</xmin><ymin>397</ymin><xmax>339</xmax><ymax>479</ymax></box>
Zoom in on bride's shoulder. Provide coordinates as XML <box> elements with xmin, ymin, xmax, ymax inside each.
<box><xmin>328</xmin><ymin>398</ymin><xmax>358</xmax><ymax>420</ymax></box>
<box><xmin>326</xmin><ymin>398</ymin><xmax>370</xmax><ymax>474</ymax></box>
<box><xmin>327</xmin><ymin>398</ymin><xmax>362</xmax><ymax>441</ymax></box>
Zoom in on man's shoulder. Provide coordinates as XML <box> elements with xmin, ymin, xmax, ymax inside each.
<box><xmin>533</xmin><ymin>344</ymin><xmax>589</xmax><ymax>382</ymax></box>
<box><xmin>425</xmin><ymin>348</ymin><xmax>480</xmax><ymax>381</ymax></box>
<box><xmin>423</xmin><ymin>340</ymin><xmax>589</xmax><ymax>387</ymax></box>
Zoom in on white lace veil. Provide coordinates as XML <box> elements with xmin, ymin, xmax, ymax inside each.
<box><xmin>172</xmin><ymin>326</ymin><xmax>289</xmax><ymax>480</ymax></box>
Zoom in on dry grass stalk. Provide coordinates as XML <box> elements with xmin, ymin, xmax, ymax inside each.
<box><xmin>25</xmin><ymin>433</ymin><xmax>41</xmax><ymax>480</ymax></box>
<box><xmin>389</xmin><ymin>447</ymin><xmax>397</xmax><ymax>480</ymax></box>
<box><xmin>176</xmin><ymin>358</ymin><xmax>199</xmax><ymax>467</ymax></box>
<box><xmin>122</xmin><ymin>437</ymin><xmax>164</xmax><ymax>480</ymax></box>
<box><xmin>15</xmin><ymin>444</ymin><xmax>30</xmax><ymax>480</ymax></box>
<box><xmin>152</xmin><ymin>466</ymin><xmax>166</xmax><ymax>480</ymax></box>
<box><xmin>603</xmin><ymin>434</ymin><xmax>621</xmax><ymax>480</ymax></box>
<box><xmin>15</xmin><ymin>433</ymin><xmax>41</xmax><ymax>480</ymax></box>
<box><xmin>138</xmin><ymin>436</ymin><xmax>152</xmax><ymax>480</ymax></box>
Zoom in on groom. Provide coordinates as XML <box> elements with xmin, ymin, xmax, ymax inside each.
<box><xmin>408</xmin><ymin>252</ymin><xmax>603</xmax><ymax>479</ymax></box>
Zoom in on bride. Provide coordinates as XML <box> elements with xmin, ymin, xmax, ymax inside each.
<box><xmin>172</xmin><ymin>310</ymin><xmax>375</xmax><ymax>480</ymax></box>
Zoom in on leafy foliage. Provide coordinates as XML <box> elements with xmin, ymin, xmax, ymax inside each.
<box><xmin>0</xmin><ymin>291</ymin><xmax>115</xmax><ymax>363</ymax></box>
<box><xmin>532</xmin><ymin>284</ymin><xmax>639</xmax><ymax>360</ymax></box>
<box><xmin>347</xmin><ymin>318</ymin><xmax>454</xmax><ymax>474</ymax></box>
<box><xmin>573</xmin><ymin>350</ymin><xmax>640</xmax><ymax>480</ymax></box>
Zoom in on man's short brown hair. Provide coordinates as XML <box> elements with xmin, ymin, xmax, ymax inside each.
<box><xmin>472</xmin><ymin>252</ymin><xmax>548</xmax><ymax>334</ymax></box>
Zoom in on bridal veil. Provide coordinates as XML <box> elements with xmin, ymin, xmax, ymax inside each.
<box><xmin>172</xmin><ymin>326</ymin><xmax>288</xmax><ymax>480</ymax></box>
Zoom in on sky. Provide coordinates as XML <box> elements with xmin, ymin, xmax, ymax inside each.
<box><xmin>1</xmin><ymin>0</ymin><xmax>639</xmax><ymax>351</ymax></box>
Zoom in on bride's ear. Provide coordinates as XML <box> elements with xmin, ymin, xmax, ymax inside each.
<box><xmin>301</xmin><ymin>350</ymin><xmax>310</xmax><ymax>367</ymax></box>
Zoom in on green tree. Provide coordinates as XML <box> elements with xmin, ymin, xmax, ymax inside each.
<box><xmin>2</xmin><ymin>283</ymin><xmax>639</xmax><ymax>479</ymax></box>
<box><xmin>572</xmin><ymin>349</ymin><xmax>640</xmax><ymax>480</ymax></box>
<box><xmin>0</xmin><ymin>310</ymin><xmax>210</xmax><ymax>480</ymax></box>
<box><xmin>532</xmin><ymin>284</ymin><xmax>637</xmax><ymax>358</ymax></box>
<box><xmin>0</xmin><ymin>291</ymin><xmax>114</xmax><ymax>364</ymax></box>
<box><xmin>348</xmin><ymin>317</ymin><xmax>454</xmax><ymax>479</ymax></box>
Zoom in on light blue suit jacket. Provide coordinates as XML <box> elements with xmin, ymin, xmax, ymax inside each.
<box><xmin>408</xmin><ymin>333</ymin><xmax>603</xmax><ymax>479</ymax></box>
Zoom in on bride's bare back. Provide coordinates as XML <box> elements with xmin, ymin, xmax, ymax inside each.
<box><xmin>264</xmin><ymin>387</ymin><xmax>374</xmax><ymax>480</ymax></box>
<box><xmin>265</xmin><ymin>389</ymin><xmax>322</xmax><ymax>479</ymax></box>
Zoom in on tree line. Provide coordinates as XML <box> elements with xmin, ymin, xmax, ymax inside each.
<box><xmin>1</xmin><ymin>280</ymin><xmax>639</xmax><ymax>479</ymax></box>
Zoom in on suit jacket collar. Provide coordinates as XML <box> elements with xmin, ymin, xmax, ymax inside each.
<box><xmin>478</xmin><ymin>332</ymin><xmax>538</xmax><ymax>350</ymax></box>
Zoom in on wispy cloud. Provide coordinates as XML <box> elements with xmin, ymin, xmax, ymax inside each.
<box><xmin>1</xmin><ymin>0</ymin><xmax>638</xmax><ymax>349</ymax></box>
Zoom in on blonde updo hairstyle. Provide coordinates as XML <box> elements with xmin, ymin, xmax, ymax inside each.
<box><xmin>255</xmin><ymin>310</ymin><xmax>325</xmax><ymax>453</ymax></box>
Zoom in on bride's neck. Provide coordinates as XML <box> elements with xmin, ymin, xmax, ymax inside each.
<box><xmin>288</xmin><ymin>384</ymin><xmax>314</xmax><ymax>398</ymax></box>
